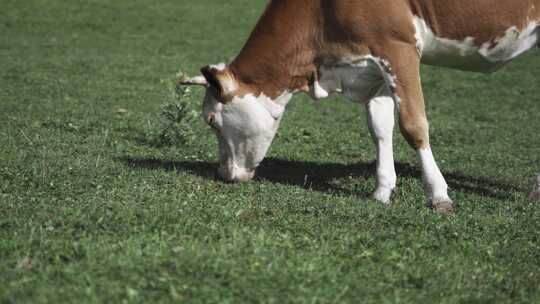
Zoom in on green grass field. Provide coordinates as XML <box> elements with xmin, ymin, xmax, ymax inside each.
<box><xmin>1</xmin><ymin>0</ymin><xmax>540</xmax><ymax>303</ymax></box>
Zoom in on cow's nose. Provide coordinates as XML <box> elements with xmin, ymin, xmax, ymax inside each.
<box><xmin>217</xmin><ymin>165</ymin><xmax>255</xmax><ymax>183</ymax></box>
<box><xmin>206</xmin><ymin>112</ymin><xmax>216</xmax><ymax>125</ymax></box>
<box><xmin>234</xmin><ymin>170</ymin><xmax>255</xmax><ymax>182</ymax></box>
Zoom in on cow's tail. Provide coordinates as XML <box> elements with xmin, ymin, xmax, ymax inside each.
<box><xmin>536</xmin><ymin>24</ymin><xmax>540</xmax><ymax>48</ymax></box>
<box><xmin>535</xmin><ymin>21</ymin><xmax>540</xmax><ymax>48</ymax></box>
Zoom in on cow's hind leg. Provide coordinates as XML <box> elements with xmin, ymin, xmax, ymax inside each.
<box><xmin>377</xmin><ymin>45</ymin><xmax>454</xmax><ymax>213</ymax></box>
<box><xmin>366</xmin><ymin>90</ymin><xmax>397</xmax><ymax>204</ymax></box>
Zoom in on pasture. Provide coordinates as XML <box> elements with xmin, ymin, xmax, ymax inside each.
<box><xmin>1</xmin><ymin>0</ymin><xmax>540</xmax><ymax>302</ymax></box>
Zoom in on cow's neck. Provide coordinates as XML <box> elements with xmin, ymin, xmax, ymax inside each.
<box><xmin>229</xmin><ymin>0</ymin><xmax>320</xmax><ymax>99</ymax></box>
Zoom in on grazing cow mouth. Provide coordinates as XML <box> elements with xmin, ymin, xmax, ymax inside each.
<box><xmin>217</xmin><ymin>165</ymin><xmax>256</xmax><ymax>183</ymax></box>
<box><xmin>215</xmin><ymin>133</ymin><xmax>258</xmax><ymax>183</ymax></box>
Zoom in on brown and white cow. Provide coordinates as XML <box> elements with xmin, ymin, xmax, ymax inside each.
<box><xmin>182</xmin><ymin>0</ymin><xmax>540</xmax><ymax>213</ymax></box>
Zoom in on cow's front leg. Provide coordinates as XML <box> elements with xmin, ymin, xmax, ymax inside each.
<box><xmin>377</xmin><ymin>45</ymin><xmax>454</xmax><ymax>213</ymax></box>
<box><xmin>366</xmin><ymin>92</ymin><xmax>397</xmax><ymax>204</ymax></box>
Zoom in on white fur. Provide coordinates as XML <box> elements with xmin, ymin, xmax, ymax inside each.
<box><xmin>413</xmin><ymin>16</ymin><xmax>539</xmax><ymax>72</ymax></box>
<box><xmin>418</xmin><ymin>148</ymin><xmax>451</xmax><ymax>204</ymax></box>
<box><xmin>479</xmin><ymin>22</ymin><xmax>540</xmax><ymax>62</ymax></box>
<box><xmin>202</xmin><ymin>88</ymin><xmax>291</xmax><ymax>182</ymax></box>
<box><xmin>209</xmin><ymin>63</ymin><xmax>227</xmax><ymax>71</ymax></box>
<box><xmin>257</xmin><ymin>92</ymin><xmax>290</xmax><ymax>119</ymax></box>
<box><xmin>316</xmin><ymin>55</ymin><xmax>399</xmax><ymax>105</ymax></box>
<box><xmin>313</xmin><ymin>80</ymin><xmax>329</xmax><ymax>99</ymax></box>
<box><xmin>366</xmin><ymin>89</ymin><xmax>397</xmax><ymax>204</ymax></box>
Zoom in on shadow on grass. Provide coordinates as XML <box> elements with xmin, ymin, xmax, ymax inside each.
<box><xmin>118</xmin><ymin>156</ymin><xmax>523</xmax><ymax>200</ymax></box>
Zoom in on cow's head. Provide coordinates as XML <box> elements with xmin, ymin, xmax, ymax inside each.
<box><xmin>182</xmin><ymin>64</ymin><xmax>291</xmax><ymax>182</ymax></box>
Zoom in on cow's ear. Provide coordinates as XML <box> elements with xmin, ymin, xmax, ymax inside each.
<box><xmin>200</xmin><ymin>65</ymin><xmax>237</xmax><ymax>102</ymax></box>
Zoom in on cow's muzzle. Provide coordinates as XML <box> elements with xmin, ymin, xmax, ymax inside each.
<box><xmin>217</xmin><ymin>165</ymin><xmax>255</xmax><ymax>183</ymax></box>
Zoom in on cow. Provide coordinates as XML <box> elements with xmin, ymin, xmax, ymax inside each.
<box><xmin>181</xmin><ymin>0</ymin><xmax>540</xmax><ymax>213</ymax></box>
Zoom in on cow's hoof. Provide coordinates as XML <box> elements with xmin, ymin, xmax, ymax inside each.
<box><xmin>529</xmin><ymin>190</ymin><xmax>540</xmax><ymax>201</ymax></box>
<box><xmin>430</xmin><ymin>198</ymin><xmax>455</xmax><ymax>214</ymax></box>
<box><xmin>372</xmin><ymin>187</ymin><xmax>394</xmax><ymax>205</ymax></box>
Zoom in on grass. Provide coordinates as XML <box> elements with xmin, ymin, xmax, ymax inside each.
<box><xmin>1</xmin><ymin>0</ymin><xmax>539</xmax><ymax>303</ymax></box>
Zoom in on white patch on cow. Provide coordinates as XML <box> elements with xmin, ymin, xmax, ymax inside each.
<box><xmin>209</xmin><ymin>63</ymin><xmax>227</xmax><ymax>71</ymax></box>
<box><xmin>202</xmin><ymin>88</ymin><xmax>292</xmax><ymax>182</ymax></box>
<box><xmin>414</xmin><ymin>17</ymin><xmax>477</xmax><ymax>59</ymax></box>
<box><xmin>417</xmin><ymin>148</ymin><xmax>451</xmax><ymax>204</ymax></box>
<box><xmin>479</xmin><ymin>22</ymin><xmax>540</xmax><ymax>62</ymax></box>
<box><xmin>257</xmin><ymin>91</ymin><xmax>291</xmax><ymax>119</ymax></box>
<box><xmin>366</xmin><ymin>89</ymin><xmax>397</xmax><ymax>204</ymax></box>
<box><xmin>413</xmin><ymin>16</ymin><xmax>539</xmax><ymax>72</ymax></box>
<box><xmin>312</xmin><ymin>80</ymin><xmax>329</xmax><ymax>99</ymax></box>
<box><xmin>315</xmin><ymin>55</ymin><xmax>400</xmax><ymax>105</ymax></box>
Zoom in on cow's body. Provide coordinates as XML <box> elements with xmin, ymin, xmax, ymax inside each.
<box><xmin>229</xmin><ymin>0</ymin><xmax>539</xmax><ymax>98</ymax></box>
<box><xmin>183</xmin><ymin>0</ymin><xmax>540</xmax><ymax>212</ymax></box>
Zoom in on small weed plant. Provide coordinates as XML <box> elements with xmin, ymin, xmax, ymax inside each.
<box><xmin>141</xmin><ymin>75</ymin><xmax>198</xmax><ymax>147</ymax></box>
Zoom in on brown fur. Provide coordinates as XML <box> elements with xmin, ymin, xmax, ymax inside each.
<box><xmin>217</xmin><ymin>0</ymin><xmax>539</xmax><ymax>149</ymax></box>
<box><xmin>409</xmin><ymin>0</ymin><xmax>540</xmax><ymax>44</ymax></box>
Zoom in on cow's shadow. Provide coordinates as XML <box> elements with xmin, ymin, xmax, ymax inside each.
<box><xmin>119</xmin><ymin>156</ymin><xmax>523</xmax><ymax>200</ymax></box>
